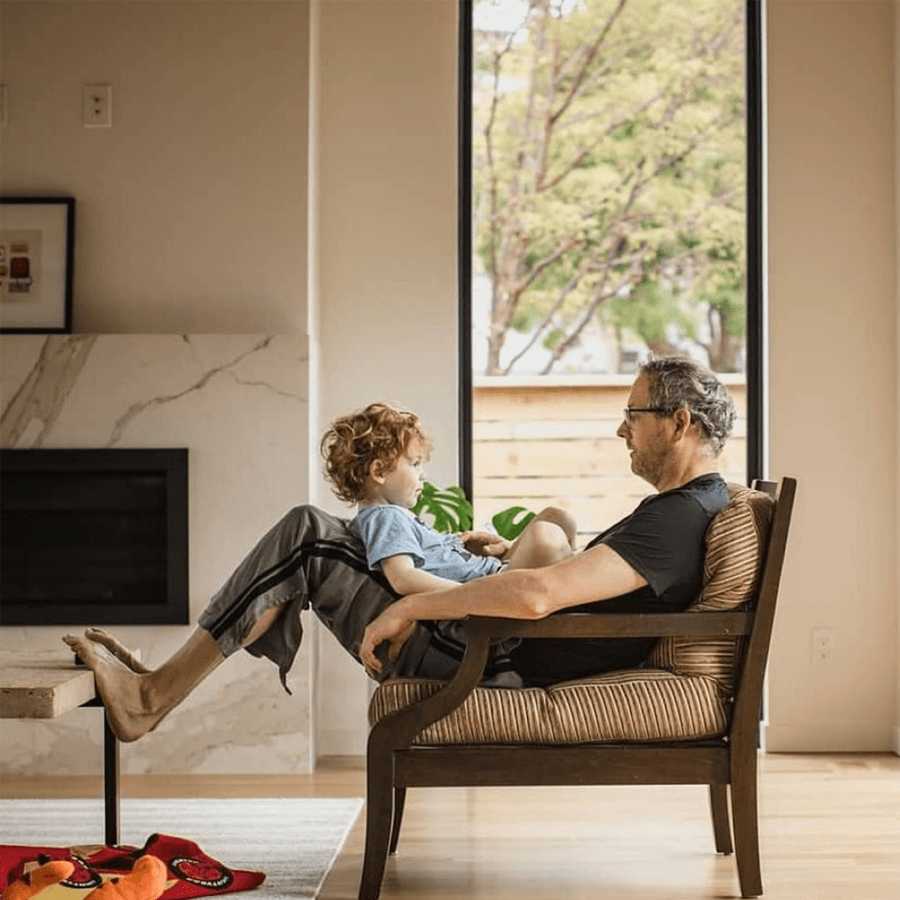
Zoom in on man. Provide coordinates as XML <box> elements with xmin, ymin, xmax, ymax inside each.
<box><xmin>359</xmin><ymin>355</ymin><xmax>735</xmax><ymax>684</ymax></box>
<box><xmin>66</xmin><ymin>356</ymin><xmax>733</xmax><ymax>742</ymax></box>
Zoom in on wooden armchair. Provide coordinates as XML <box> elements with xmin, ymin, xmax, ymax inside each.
<box><xmin>360</xmin><ymin>478</ymin><xmax>796</xmax><ymax>900</ymax></box>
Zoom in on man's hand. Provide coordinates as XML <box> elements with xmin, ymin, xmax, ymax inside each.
<box><xmin>360</xmin><ymin>602</ymin><xmax>417</xmax><ymax>676</ymax></box>
<box><xmin>457</xmin><ymin>530</ymin><xmax>512</xmax><ymax>559</ymax></box>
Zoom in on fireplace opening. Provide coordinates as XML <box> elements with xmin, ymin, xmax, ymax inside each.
<box><xmin>1</xmin><ymin>448</ymin><xmax>188</xmax><ymax>626</ymax></box>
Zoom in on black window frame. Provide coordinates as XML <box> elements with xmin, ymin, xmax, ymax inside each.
<box><xmin>458</xmin><ymin>0</ymin><xmax>765</xmax><ymax>494</ymax></box>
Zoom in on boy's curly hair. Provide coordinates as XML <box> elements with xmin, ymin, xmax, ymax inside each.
<box><xmin>321</xmin><ymin>402</ymin><xmax>431</xmax><ymax>504</ymax></box>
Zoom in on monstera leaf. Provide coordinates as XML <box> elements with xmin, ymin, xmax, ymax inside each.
<box><xmin>414</xmin><ymin>482</ymin><xmax>537</xmax><ymax>541</ymax></box>
<box><xmin>491</xmin><ymin>506</ymin><xmax>536</xmax><ymax>541</ymax></box>
<box><xmin>412</xmin><ymin>483</ymin><xmax>474</xmax><ymax>533</ymax></box>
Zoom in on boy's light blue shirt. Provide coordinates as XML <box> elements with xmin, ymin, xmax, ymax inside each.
<box><xmin>352</xmin><ymin>505</ymin><xmax>502</xmax><ymax>583</ymax></box>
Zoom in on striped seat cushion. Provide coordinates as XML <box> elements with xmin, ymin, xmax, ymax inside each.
<box><xmin>647</xmin><ymin>484</ymin><xmax>774</xmax><ymax>692</ymax></box>
<box><xmin>369</xmin><ymin>669</ymin><xmax>727</xmax><ymax>744</ymax></box>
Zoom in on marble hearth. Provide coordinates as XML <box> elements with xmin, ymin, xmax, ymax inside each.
<box><xmin>0</xmin><ymin>334</ymin><xmax>313</xmax><ymax>776</ymax></box>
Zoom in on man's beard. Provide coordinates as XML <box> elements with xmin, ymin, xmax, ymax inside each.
<box><xmin>630</xmin><ymin>439</ymin><xmax>667</xmax><ymax>487</ymax></box>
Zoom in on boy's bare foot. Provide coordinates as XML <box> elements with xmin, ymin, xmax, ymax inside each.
<box><xmin>62</xmin><ymin>634</ymin><xmax>162</xmax><ymax>742</ymax></box>
<box><xmin>83</xmin><ymin>628</ymin><xmax>152</xmax><ymax>674</ymax></box>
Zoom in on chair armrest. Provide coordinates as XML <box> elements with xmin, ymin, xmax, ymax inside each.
<box><xmin>464</xmin><ymin>610</ymin><xmax>753</xmax><ymax>640</ymax></box>
<box><xmin>369</xmin><ymin>623</ymin><xmax>495</xmax><ymax>750</ymax></box>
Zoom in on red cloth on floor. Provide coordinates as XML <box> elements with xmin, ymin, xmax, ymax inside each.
<box><xmin>1</xmin><ymin>834</ymin><xmax>264</xmax><ymax>899</ymax></box>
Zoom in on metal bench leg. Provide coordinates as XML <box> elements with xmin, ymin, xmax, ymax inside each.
<box><xmin>103</xmin><ymin>710</ymin><xmax>120</xmax><ymax>845</ymax></box>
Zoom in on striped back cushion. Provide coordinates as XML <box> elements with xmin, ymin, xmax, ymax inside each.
<box><xmin>647</xmin><ymin>484</ymin><xmax>774</xmax><ymax>692</ymax></box>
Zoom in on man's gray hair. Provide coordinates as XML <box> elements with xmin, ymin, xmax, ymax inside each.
<box><xmin>639</xmin><ymin>356</ymin><xmax>735</xmax><ymax>456</ymax></box>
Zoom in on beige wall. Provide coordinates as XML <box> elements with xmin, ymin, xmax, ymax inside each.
<box><xmin>0</xmin><ymin>0</ymin><xmax>308</xmax><ymax>333</ymax></box>
<box><xmin>895</xmin><ymin>0</ymin><xmax>900</xmax><ymax>756</ymax></box>
<box><xmin>766</xmin><ymin>0</ymin><xmax>899</xmax><ymax>750</ymax></box>
<box><xmin>310</xmin><ymin>0</ymin><xmax>461</xmax><ymax>755</ymax></box>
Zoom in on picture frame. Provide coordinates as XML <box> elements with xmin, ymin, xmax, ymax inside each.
<box><xmin>0</xmin><ymin>196</ymin><xmax>74</xmax><ymax>333</ymax></box>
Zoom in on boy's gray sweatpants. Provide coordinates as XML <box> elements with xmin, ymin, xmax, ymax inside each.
<box><xmin>197</xmin><ymin>505</ymin><xmax>521</xmax><ymax>691</ymax></box>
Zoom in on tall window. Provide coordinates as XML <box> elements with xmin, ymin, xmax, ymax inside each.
<box><xmin>460</xmin><ymin>0</ymin><xmax>762</xmax><ymax>538</ymax></box>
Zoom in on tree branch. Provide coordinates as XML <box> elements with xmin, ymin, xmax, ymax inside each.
<box><xmin>540</xmin><ymin>90</ymin><xmax>665</xmax><ymax>192</ymax></box>
<box><xmin>540</xmin><ymin>272</ymin><xmax>623</xmax><ymax>373</ymax></box>
<box><xmin>549</xmin><ymin>0</ymin><xmax>629</xmax><ymax>128</ymax></box>
<box><xmin>503</xmin><ymin>268</ymin><xmax>586</xmax><ymax>373</ymax></box>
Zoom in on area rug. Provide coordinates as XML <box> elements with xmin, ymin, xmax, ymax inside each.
<box><xmin>0</xmin><ymin>799</ymin><xmax>363</xmax><ymax>900</ymax></box>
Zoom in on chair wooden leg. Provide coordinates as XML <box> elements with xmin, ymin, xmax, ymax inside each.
<box><xmin>389</xmin><ymin>786</ymin><xmax>407</xmax><ymax>855</ymax></box>
<box><xmin>731</xmin><ymin>755</ymin><xmax>763</xmax><ymax>898</ymax></box>
<box><xmin>359</xmin><ymin>745</ymin><xmax>394</xmax><ymax>900</ymax></box>
<box><xmin>709</xmin><ymin>784</ymin><xmax>733</xmax><ymax>855</ymax></box>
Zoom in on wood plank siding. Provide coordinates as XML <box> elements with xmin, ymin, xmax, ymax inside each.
<box><xmin>472</xmin><ymin>379</ymin><xmax>747</xmax><ymax>543</ymax></box>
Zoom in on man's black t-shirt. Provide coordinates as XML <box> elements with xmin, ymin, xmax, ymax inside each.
<box><xmin>509</xmin><ymin>473</ymin><xmax>729</xmax><ymax>687</ymax></box>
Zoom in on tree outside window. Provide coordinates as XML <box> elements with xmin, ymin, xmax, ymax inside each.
<box><xmin>472</xmin><ymin>0</ymin><xmax>747</xmax><ymax>377</ymax></box>
<box><xmin>469</xmin><ymin>0</ymin><xmax>751</xmax><ymax>537</ymax></box>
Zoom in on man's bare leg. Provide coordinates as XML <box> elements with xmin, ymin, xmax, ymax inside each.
<box><xmin>63</xmin><ymin>604</ymin><xmax>285</xmax><ymax>743</ymax></box>
<box><xmin>83</xmin><ymin>628</ymin><xmax>152</xmax><ymax>674</ymax></box>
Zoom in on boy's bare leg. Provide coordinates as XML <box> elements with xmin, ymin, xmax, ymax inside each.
<box><xmin>527</xmin><ymin>506</ymin><xmax>578</xmax><ymax>549</ymax></box>
<box><xmin>505</xmin><ymin>506</ymin><xmax>577</xmax><ymax>570</ymax></box>
<box><xmin>63</xmin><ymin>604</ymin><xmax>285</xmax><ymax>743</ymax></box>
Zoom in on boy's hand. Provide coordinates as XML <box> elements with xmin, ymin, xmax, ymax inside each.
<box><xmin>360</xmin><ymin>603</ymin><xmax>416</xmax><ymax>676</ymax></box>
<box><xmin>457</xmin><ymin>530</ymin><xmax>512</xmax><ymax>559</ymax></box>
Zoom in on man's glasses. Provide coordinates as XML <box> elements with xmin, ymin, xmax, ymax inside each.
<box><xmin>623</xmin><ymin>407</ymin><xmax>674</xmax><ymax>426</ymax></box>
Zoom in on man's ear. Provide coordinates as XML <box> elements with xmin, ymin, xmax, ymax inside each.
<box><xmin>672</xmin><ymin>407</ymin><xmax>691</xmax><ymax>439</ymax></box>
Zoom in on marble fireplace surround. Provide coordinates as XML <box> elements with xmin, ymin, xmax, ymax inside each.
<box><xmin>0</xmin><ymin>334</ymin><xmax>314</xmax><ymax>776</ymax></box>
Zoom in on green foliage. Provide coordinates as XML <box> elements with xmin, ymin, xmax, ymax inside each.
<box><xmin>511</xmin><ymin>306</ymin><xmax>543</xmax><ymax>333</ymax></box>
<box><xmin>606</xmin><ymin>279</ymin><xmax>698</xmax><ymax>345</ymax></box>
<box><xmin>491</xmin><ymin>506</ymin><xmax>536</xmax><ymax>541</ymax></box>
<box><xmin>414</xmin><ymin>482</ymin><xmax>538</xmax><ymax>543</ymax></box>
<box><xmin>542</xmin><ymin>328</ymin><xmax>564</xmax><ymax>351</ymax></box>
<box><xmin>412</xmin><ymin>483</ymin><xmax>474</xmax><ymax>533</ymax></box>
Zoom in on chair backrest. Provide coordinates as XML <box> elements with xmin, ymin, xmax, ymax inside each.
<box><xmin>647</xmin><ymin>481</ymin><xmax>782</xmax><ymax>696</ymax></box>
<box><xmin>729</xmin><ymin>477</ymin><xmax>796</xmax><ymax>740</ymax></box>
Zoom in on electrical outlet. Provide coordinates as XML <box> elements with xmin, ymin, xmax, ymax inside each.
<box><xmin>811</xmin><ymin>627</ymin><xmax>834</xmax><ymax>664</ymax></box>
<box><xmin>83</xmin><ymin>84</ymin><xmax>112</xmax><ymax>128</ymax></box>
<box><xmin>0</xmin><ymin>85</ymin><xmax>8</xmax><ymax>127</ymax></box>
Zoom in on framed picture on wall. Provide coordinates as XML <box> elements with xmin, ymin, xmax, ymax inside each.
<box><xmin>0</xmin><ymin>196</ymin><xmax>74</xmax><ymax>333</ymax></box>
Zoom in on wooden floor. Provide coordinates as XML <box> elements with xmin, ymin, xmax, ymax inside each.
<box><xmin>2</xmin><ymin>754</ymin><xmax>898</xmax><ymax>900</ymax></box>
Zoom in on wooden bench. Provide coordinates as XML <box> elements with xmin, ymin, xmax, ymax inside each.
<box><xmin>0</xmin><ymin>649</ymin><xmax>120</xmax><ymax>844</ymax></box>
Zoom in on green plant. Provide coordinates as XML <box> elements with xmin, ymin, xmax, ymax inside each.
<box><xmin>414</xmin><ymin>482</ymin><xmax>536</xmax><ymax>541</ymax></box>
<box><xmin>491</xmin><ymin>506</ymin><xmax>535</xmax><ymax>541</ymax></box>
<box><xmin>411</xmin><ymin>483</ymin><xmax>473</xmax><ymax>533</ymax></box>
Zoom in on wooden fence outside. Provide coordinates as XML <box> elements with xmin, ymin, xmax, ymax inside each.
<box><xmin>472</xmin><ymin>377</ymin><xmax>747</xmax><ymax>543</ymax></box>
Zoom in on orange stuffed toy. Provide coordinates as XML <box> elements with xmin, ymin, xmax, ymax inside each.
<box><xmin>2</xmin><ymin>857</ymin><xmax>166</xmax><ymax>900</ymax></box>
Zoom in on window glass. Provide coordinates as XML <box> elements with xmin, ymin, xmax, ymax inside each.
<box><xmin>469</xmin><ymin>0</ymin><xmax>752</xmax><ymax>539</ymax></box>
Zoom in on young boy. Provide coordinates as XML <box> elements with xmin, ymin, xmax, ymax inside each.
<box><xmin>63</xmin><ymin>404</ymin><xmax>578</xmax><ymax>742</ymax></box>
<box><xmin>320</xmin><ymin>402</ymin><xmax>577</xmax><ymax>598</ymax></box>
